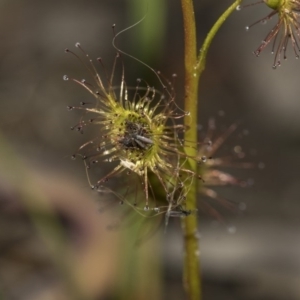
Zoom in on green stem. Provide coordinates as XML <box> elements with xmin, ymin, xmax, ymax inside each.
<box><xmin>180</xmin><ymin>1</ymin><xmax>242</xmax><ymax>299</ymax></box>
<box><xmin>197</xmin><ymin>0</ymin><xmax>242</xmax><ymax>77</ymax></box>
<box><xmin>180</xmin><ymin>0</ymin><xmax>201</xmax><ymax>299</ymax></box>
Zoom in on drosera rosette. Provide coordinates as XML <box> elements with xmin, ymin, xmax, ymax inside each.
<box><xmin>238</xmin><ymin>0</ymin><xmax>300</xmax><ymax>68</ymax></box>
<box><xmin>197</xmin><ymin>116</ymin><xmax>255</xmax><ymax>221</ymax></box>
<box><xmin>64</xmin><ymin>42</ymin><xmax>204</xmax><ymax>218</ymax></box>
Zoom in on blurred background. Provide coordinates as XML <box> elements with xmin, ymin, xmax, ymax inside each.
<box><xmin>0</xmin><ymin>0</ymin><xmax>300</xmax><ymax>299</ymax></box>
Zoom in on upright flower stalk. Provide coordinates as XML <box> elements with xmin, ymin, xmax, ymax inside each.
<box><xmin>180</xmin><ymin>1</ymin><xmax>201</xmax><ymax>299</ymax></box>
<box><xmin>65</xmin><ymin>1</ymin><xmax>245</xmax><ymax>299</ymax></box>
<box><xmin>180</xmin><ymin>1</ymin><xmax>242</xmax><ymax>299</ymax></box>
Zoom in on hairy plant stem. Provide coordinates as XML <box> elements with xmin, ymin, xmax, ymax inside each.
<box><xmin>181</xmin><ymin>0</ymin><xmax>201</xmax><ymax>299</ymax></box>
<box><xmin>180</xmin><ymin>1</ymin><xmax>242</xmax><ymax>299</ymax></box>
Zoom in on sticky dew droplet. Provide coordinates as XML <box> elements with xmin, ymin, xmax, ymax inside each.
<box><xmin>227</xmin><ymin>225</ymin><xmax>237</xmax><ymax>234</ymax></box>
<box><xmin>234</xmin><ymin>145</ymin><xmax>242</xmax><ymax>154</ymax></box>
<box><xmin>261</xmin><ymin>19</ymin><xmax>267</xmax><ymax>25</ymax></box>
<box><xmin>63</xmin><ymin>75</ymin><xmax>69</xmax><ymax>81</ymax></box>
<box><xmin>194</xmin><ymin>230</ymin><xmax>201</xmax><ymax>240</ymax></box>
<box><xmin>154</xmin><ymin>207</ymin><xmax>160</xmax><ymax>213</ymax></box>
<box><xmin>236</xmin><ymin>5</ymin><xmax>242</xmax><ymax>11</ymax></box>
<box><xmin>245</xmin><ymin>26</ymin><xmax>250</xmax><ymax>31</ymax></box>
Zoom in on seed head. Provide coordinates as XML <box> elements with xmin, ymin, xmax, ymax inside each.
<box><xmin>243</xmin><ymin>0</ymin><xmax>300</xmax><ymax>68</ymax></box>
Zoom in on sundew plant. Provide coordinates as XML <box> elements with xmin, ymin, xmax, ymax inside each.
<box><xmin>64</xmin><ymin>42</ymin><xmax>201</xmax><ymax>217</ymax></box>
<box><xmin>64</xmin><ymin>0</ymin><xmax>298</xmax><ymax>299</ymax></box>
